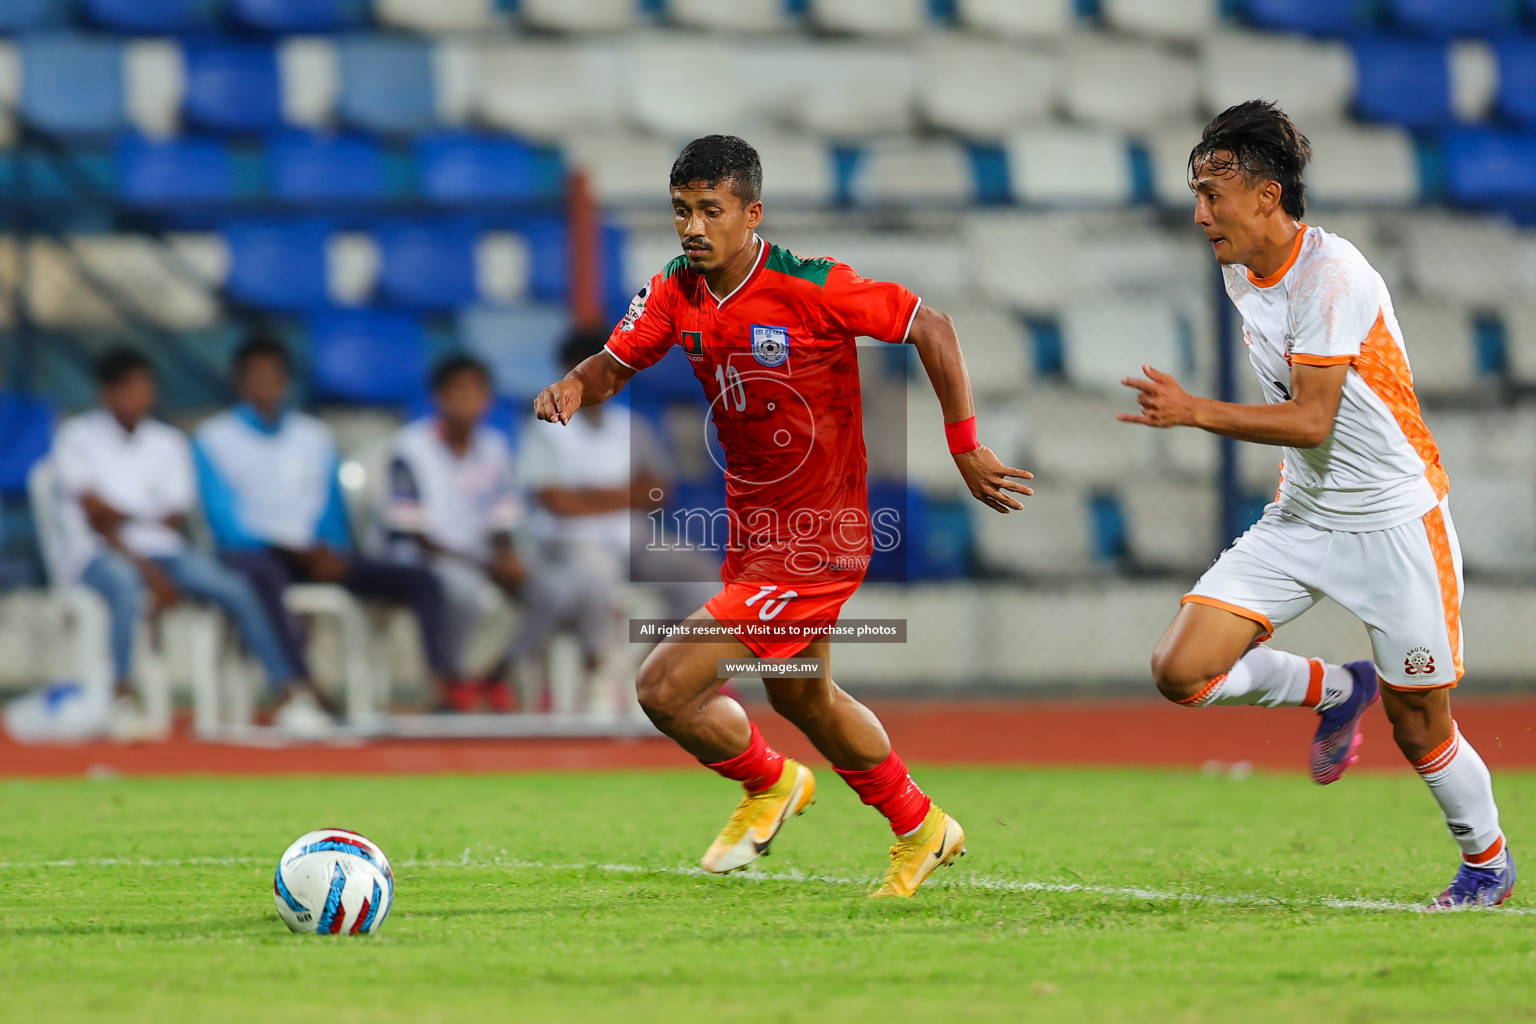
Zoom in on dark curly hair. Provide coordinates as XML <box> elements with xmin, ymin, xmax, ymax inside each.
<box><xmin>669</xmin><ymin>135</ymin><xmax>762</xmax><ymax>205</ymax></box>
<box><xmin>1189</xmin><ymin>100</ymin><xmax>1312</xmax><ymax>219</ymax></box>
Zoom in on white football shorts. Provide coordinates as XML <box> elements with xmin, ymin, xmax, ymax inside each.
<box><xmin>1184</xmin><ymin>497</ymin><xmax>1463</xmax><ymax>689</ymax></box>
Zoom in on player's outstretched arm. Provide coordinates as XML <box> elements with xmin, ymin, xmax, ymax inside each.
<box><xmin>533</xmin><ymin>351</ymin><xmax>637</xmax><ymax>426</ymax></box>
<box><xmin>1117</xmin><ymin>362</ymin><xmax>1347</xmax><ymax>448</ymax></box>
<box><xmin>908</xmin><ymin>304</ymin><xmax>1034</xmax><ymax>514</ymax></box>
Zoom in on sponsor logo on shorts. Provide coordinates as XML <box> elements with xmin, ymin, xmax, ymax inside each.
<box><xmin>1404</xmin><ymin>646</ymin><xmax>1436</xmax><ymax>677</ymax></box>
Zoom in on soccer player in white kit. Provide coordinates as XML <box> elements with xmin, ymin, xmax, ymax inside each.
<box><xmin>1120</xmin><ymin>101</ymin><xmax>1514</xmax><ymax>908</ymax></box>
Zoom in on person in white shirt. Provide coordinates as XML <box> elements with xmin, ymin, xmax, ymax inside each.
<box><xmin>53</xmin><ymin>348</ymin><xmax>320</xmax><ymax>735</ymax></box>
<box><xmin>1119</xmin><ymin>101</ymin><xmax>1511</xmax><ymax>908</ymax></box>
<box><xmin>383</xmin><ymin>355</ymin><xmax>525</xmax><ymax>712</ymax></box>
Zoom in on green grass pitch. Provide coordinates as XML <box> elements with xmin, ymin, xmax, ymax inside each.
<box><xmin>2</xmin><ymin>766</ymin><xmax>1533</xmax><ymax>1023</ymax></box>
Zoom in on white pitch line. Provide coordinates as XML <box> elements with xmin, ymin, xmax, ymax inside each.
<box><xmin>0</xmin><ymin>852</ymin><xmax>1526</xmax><ymax>916</ymax></box>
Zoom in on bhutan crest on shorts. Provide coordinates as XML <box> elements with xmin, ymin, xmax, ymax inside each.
<box><xmin>1404</xmin><ymin>646</ymin><xmax>1435</xmax><ymax>676</ymax></box>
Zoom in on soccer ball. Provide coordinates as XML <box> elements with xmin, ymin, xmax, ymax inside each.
<box><xmin>272</xmin><ymin>828</ymin><xmax>394</xmax><ymax>935</ymax></box>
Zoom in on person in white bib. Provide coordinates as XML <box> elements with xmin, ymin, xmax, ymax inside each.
<box><xmin>1119</xmin><ymin>100</ymin><xmax>1512</xmax><ymax>909</ymax></box>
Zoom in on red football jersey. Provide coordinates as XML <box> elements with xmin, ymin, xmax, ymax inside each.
<box><xmin>606</xmin><ymin>238</ymin><xmax>920</xmax><ymax>586</ymax></box>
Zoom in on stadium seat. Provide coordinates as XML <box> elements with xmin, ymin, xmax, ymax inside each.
<box><xmin>964</xmin><ymin>212</ymin><xmax>1082</xmax><ymax>311</ymax></box>
<box><xmin>336</xmin><ymin>36</ymin><xmax>434</xmax><ymax>135</ymax></box>
<box><xmin>753</xmin><ymin>135</ymin><xmax>838</xmax><ymax>206</ymax></box>
<box><xmin>415</xmin><ymin>131</ymin><xmax>563</xmax><ymax>206</ymax></box>
<box><xmin>563</xmin><ymin>132</ymin><xmax>680</xmax><ymax>206</ymax></box>
<box><xmin>624</xmin><ymin>38</ymin><xmax>748</xmax><ymax>141</ymax></box>
<box><xmin>787</xmin><ymin>48</ymin><xmax>915</xmax><ymax>139</ymax></box>
<box><xmin>374</xmin><ymin>0</ymin><xmax>506</xmax><ymax>32</ymax></box>
<box><xmin>1388</xmin><ymin>0</ymin><xmax>1518</xmax><ymax>35</ymax></box>
<box><xmin>20</xmin><ymin>35</ymin><xmax>124</xmax><ymax>137</ymax></box>
<box><xmin>224</xmin><ymin>219</ymin><xmax>333</xmax><ymax>311</ymax></box>
<box><xmin>1391</xmin><ymin>300</ymin><xmax>1483</xmax><ymax>394</ymax></box>
<box><xmin>1243</xmin><ymin>0</ymin><xmax>1379</xmax><ymax>35</ymax></box>
<box><xmin>1450</xmin><ymin>475</ymin><xmax>1536</xmax><ymax>576</ymax></box>
<box><xmin>667</xmin><ymin>0</ymin><xmax>786</xmax><ymax>31</ymax></box>
<box><xmin>1304</xmin><ymin>128</ymin><xmax>1418</xmax><ymax>206</ymax></box>
<box><xmin>373</xmin><ymin>221</ymin><xmax>478</xmax><ymax>311</ymax></box>
<box><xmin>459</xmin><ymin>303</ymin><xmax>569</xmax><ymax>401</ymax></box>
<box><xmin>1506</xmin><ymin>302</ymin><xmax>1536</xmax><ymax>385</ymax></box>
<box><xmin>326</xmin><ymin>230</ymin><xmax>378</xmax><ymax>306</ymax></box>
<box><xmin>1063</xmin><ymin>301</ymin><xmax>1187</xmax><ymax>395</ymax></box>
<box><xmin>972</xmin><ymin>483</ymin><xmax>1097</xmax><ymax>576</ymax></box>
<box><xmin>1432</xmin><ymin>409</ymin><xmax>1536</xmax><ymax>479</ymax></box>
<box><xmin>116</xmin><ymin>134</ymin><xmax>233</xmax><ymax>206</ymax></box>
<box><xmin>233</xmin><ymin>0</ymin><xmax>367</xmax><ymax>31</ymax></box>
<box><xmin>916</xmin><ymin>38</ymin><xmax>1055</xmax><ymax>140</ymax></box>
<box><xmin>268</xmin><ymin>132</ymin><xmax>385</xmax><ymax>205</ymax></box>
<box><xmin>0</xmin><ymin>0</ymin><xmax>70</xmax><ymax>31</ymax></box>
<box><xmin>1059</xmin><ymin>39</ymin><xmax>1199</xmax><ymax>131</ymax></box>
<box><xmin>82</xmin><ymin>0</ymin><xmax>221</xmax><ymax>32</ymax></box>
<box><xmin>123</xmin><ymin>39</ymin><xmax>184</xmax><ymax>138</ymax></box>
<box><xmin>1199</xmin><ymin>32</ymin><xmax>1355</xmax><ymax>125</ymax></box>
<box><xmin>1400</xmin><ymin>214</ymin><xmax>1522</xmax><ymax>305</ymax></box>
<box><xmin>1024</xmin><ymin>388</ymin><xmax>1159</xmax><ymax>487</ymax></box>
<box><xmin>955</xmin><ymin>0</ymin><xmax>1075</xmax><ymax>37</ymax></box>
<box><xmin>1495</xmin><ymin>38</ymin><xmax>1536</xmax><ymax>128</ymax></box>
<box><xmin>0</xmin><ymin>394</ymin><xmax>54</xmax><ymax>498</ymax></box>
<box><xmin>1443</xmin><ymin>129</ymin><xmax>1536</xmax><ymax>207</ymax></box>
<box><xmin>308</xmin><ymin>309</ymin><xmax>428</xmax><ymax>406</ymax></box>
<box><xmin>946</xmin><ymin>306</ymin><xmax>1032</xmax><ymax>397</ymax></box>
<box><xmin>1450</xmin><ymin>40</ymin><xmax>1497</xmax><ymax>122</ymax></box>
<box><xmin>1101</xmin><ymin>0</ymin><xmax>1219</xmax><ymax>39</ymax></box>
<box><xmin>1121</xmin><ymin>481</ymin><xmax>1220</xmax><ymax>574</ymax></box>
<box><xmin>1004</xmin><ymin>128</ymin><xmax>1134</xmax><ymax>207</ymax></box>
<box><xmin>850</xmin><ymin>141</ymin><xmax>973</xmax><ymax>207</ymax></box>
<box><xmin>519</xmin><ymin>0</ymin><xmax>638</xmax><ymax>32</ymax></box>
<box><xmin>183</xmin><ymin>42</ymin><xmax>284</xmax><ymax>134</ymax></box>
<box><xmin>1351</xmin><ymin>37</ymin><xmax>1452</xmax><ymax>129</ymax></box>
<box><xmin>807</xmin><ymin>0</ymin><xmax>925</xmax><ymax>35</ymax></box>
<box><xmin>1145</xmin><ymin>123</ymin><xmax>1206</xmax><ymax>207</ymax></box>
<box><xmin>474</xmin><ymin>231</ymin><xmax>532</xmax><ymax>305</ymax></box>
<box><xmin>473</xmin><ymin>44</ymin><xmax>622</xmax><ymax>141</ymax></box>
<box><xmin>277</xmin><ymin>38</ymin><xmax>338</xmax><ymax>130</ymax></box>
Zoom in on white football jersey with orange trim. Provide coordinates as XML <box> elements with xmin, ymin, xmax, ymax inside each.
<box><xmin>1223</xmin><ymin>224</ymin><xmax>1447</xmax><ymax>532</ymax></box>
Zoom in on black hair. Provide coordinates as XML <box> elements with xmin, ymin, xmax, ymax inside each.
<box><xmin>669</xmin><ymin>135</ymin><xmax>763</xmax><ymax>205</ymax></box>
<box><xmin>232</xmin><ymin>333</ymin><xmax>292</xmax><ymax>377</ymax></box>
<box><xmin>430</xmin><ymin>353</ymin><xmax>492</xmax><ymax>392</ymax></box>
<box><xmin>1189</xmin><ymin>100</ymin><xmax>1312</xmax><ymax>219</ymax></box>
<box><xmin>559</xmin><ymin>326</ymin><xmax>609</xmax><ymax>371</ymax></box>
<box><xmin>94</xmin><ymin>347</ymin><xmax>152</xmax><ymax>387</ymax></box>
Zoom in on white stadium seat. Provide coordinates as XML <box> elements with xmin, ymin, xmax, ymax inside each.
<box><xmin>668</xmin><ymin>0</ymin><xmax>787</xmax><ymax>32</ymax></box>
<box><xmin>624</xmin><ymin>36</ymin><xmax>749</xmax><ymax>140</ymax></box>
<box><xmin>753</xmin><ymin>134</ymin><xmax>837</xmax><ymax>206</ymax></box>
<box><xmin>1005</xmin><ymin>127</ymin><xmax>1133</xmax><ymax>206</ymax></box>
<box><xmin>956</xmin><ymin>0</ymin><xmax>1076</xmax><ymax>38</ymax></box>
<box><xmin>1145</xmin><ymin>122</ymin><xmax>1203</xmax><ymax>208</ymax></box>
<box><xmin>1062</xmin><ymin>300</ymin><xmax>1186</xmax><ymax>395</ymax></box>
<box><xmin>1101</xmin><ymin>0</ymin><xmax>1220</xmax><ymax>40</ymax></box>
<box><xmin>0</xmin><ymin>40</ymin><xmax>18</xmax><ymax>112</ymax></box>
<box><xmin>23</xmin><ymin>236</ymin><xmax>224</xmax><ymax>330</ymax></box>
<box><xmin>563</xmin><ymin>132</ymin><xmax>679</xmax><ymax>205</ymax></box>
<box><xmin>905</xmin><ymin>385</ymin><xmax>967</xmax><ymax>494</ymax></box>
<box><xmin>916</xmin><ymin>37</ymin><xmax>1056</xmax><ymax>139</ymax></box>
<box><xmin>1432</xmin><ymin>409</ymin><xmax>1536</xmax><ymax>480</ymax></box>
<box><xmin>124</xmin><ymin>39</ymin><xmax>185</xmax><ymax>139</ymax></box>
<box><xmin>1451</xmin><ymin>40</ymin><xmax>1497</xmax><ymax>122</ymax></box>
<box><xmin>278</xmin><ymin>37</ymin><xmax>338</xmax><ymax>130</ymax></box>
<box><xmin>519</xmin><ymin>0</ymin><xmax>637</xmax><ymax>33</ymax></box>
<box><xmin>850</xmin><ymin>140</ymin><xmax>973</xmax><ymax>206</ymax></box>
<box><xmin>1400</xmin><ymin>214</ymin><xmax>1524</xmax><ymax>306</ymax></box>
<box><xmin>1450</xmin><ymin>475</ymin><xmax>1536</xmax><ymax>576</ymax></box>
<box><xmin>326</xmin><ymin>231</ymin><xmax>377</xmax><ymax>307</ymax></box>
<box><xmin>1199</xmin><ymin>32</ymin><xmax>1355</xmax><ymax>126</ymax></box>
<box><xmin>1059</xmin><ymin>38</ymin><xmax>1200</xmax><ymax>130</ymax></box>
<box><xmin>965</xmin><ymin>211</ymin><xmax>1144</xmax><ymax>311</ymax></box>
<box><xmin>1503</xmin><ymin>302</ymin><xmax>1536</xmax><ymax>386</ymax></box>
<box><xmin>809</xmin><ymin>0</ymin><xmax>925</xmax><ymax>36</ymax></box>
<box><xmin>1305</xmin><ymin>127</ymin><xmax>1417</xmax><ymax>206</ymax></box>
<box><xmin>973</xmin><ymin>483</ymin><xmax>1098</xmax><ymax>576</ymax></box>
<box><xmin>1391</xmin><ymin>300</ymin><xmax>1483</xmax><ymax>395</ymax></box>
<box><xmin>787</xmin><ymin>47</ymin><xmax>915</xmax><ymax>139</ymax></box>
<box><xmin>474</xmin><ymin>44</ymin><xmax>622</xmax><ymax>141</ymax></box>
<box><xmin>375</xmin><ymin>0</ymin><xmax>506</xmax><ymax>32</ymax></box>
<box><xmin>475</xmin><ymin>231</ymin><xmax>532</xmax><ymax>305</ymax></box>
<box><xmin>1121</xmin><ymin>480</ymin><xmax>1221</xmax><ymax>573</ymax></box>
<box><xmin>430</xmin><ymin>39</ymin><xmax>477</xmax><ymax>126</ymax></box>
<box><xmin>1022</xmin><ymin>387</ymin><xmax>1160</xmax><ymax>487</ymax></box>
<box><xmin>948</xmin><ymin>306</ymin><xmax>1032</xmax><ymax>398</ymax></box>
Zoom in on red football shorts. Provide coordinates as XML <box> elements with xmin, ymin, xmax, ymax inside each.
<box><xmin>704</xmin><ymin>577</ymin><xmax>864</xmax><ymax>659</ymax></box>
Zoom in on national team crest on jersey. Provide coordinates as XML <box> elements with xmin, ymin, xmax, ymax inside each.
<box><xmin>618</xmin><ymin>284</ymin><xmax>650</xmax><ymax>332</ymax></box>
<box><xmin>750</xmin><ymin>324</ymin><xmax>789</xmax><ymax>367</ymax></box>
<box><xmin>681</xmin><ymin>330</ymin><xmax>703</xmax><ymax>359</ymax></box>
<box><xmin>1404</xmin><ymin>646</ymin><xmax>1436</xmax><ymax>676</ymax></box>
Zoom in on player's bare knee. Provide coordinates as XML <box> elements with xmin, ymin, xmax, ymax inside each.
<box><xmin>765</xmin><ymin>679</ymin><xmax>833</xmax><ymax>727</ymax></box>
<box><xmin>1150</xmin><ymin>650</ymin><xmax>1209</xmax><ymax>705</ymax></box>
<box><xmin>634</xmin><ymin>658</ymin><xmax>684</xmax><ymax>727</ymax></box>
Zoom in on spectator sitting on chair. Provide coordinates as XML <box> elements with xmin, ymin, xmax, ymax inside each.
<box><xmin>51</xmin><ymin>348</ymin><xmax>329</xmax><ymax>740</ymax></box>
<box><xmin>192</xmin><ymin>335</ymin><xmax>468</xmax><ymax>712</ymax></box>
<box><xmin>381</xmin><ymin>355</ymin><xmax>526</xmax><ymax>712</ymax></box>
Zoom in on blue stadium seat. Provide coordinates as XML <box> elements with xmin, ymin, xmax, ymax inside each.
<box><xmin>374</xmin><ymin>221</ymin><xmax>478</xmax><ymax>310</ymax></box>
<box><xmin>183</xmin><ymin>42</ymin><xmax>284</xmax><ymax>134</ymax></box>
<box><xmin>864</xmin><ymin>481</ymin><xmax>912</xmax><ymax>583</ymax></box>
<box><xmin>458</xmin><ymin>303</ymin><xmax>569</xmax><ymax>401</ymax></box>
<box><xmin>1243</xmin><ymin>0</ymin><xmax>1379</xmax><ymax>34</ymax></box>
<box><xmin>0</xmin><ymin>0</ymin><xmax>71</xmax><ymax>31</ymax></box>
<box><xmin>308</xmin><ymin>310</ymin><xmax>429</xmax><ymax>406</ymax></box>
<box><xmin>20</xmin><ymin>36</ymin><xmax>124</xmax><ymax>136</ymax></box>
<box><xmin>1443</xmin><ymin>129</ymin><xmax>1536</xmax><ymax>206</ymax></box>
<box><xmin>909</xmin><ymin>496</ymin><xmax>975</xmax><ymax>581</ymax></box>
<box><xmin>415</xmin><ymin>132</ymin><xmax>564</xmax><ymax>206</ymax></box>
<box><xmin>337</xmin><ymin>36</ymin><xmax>436</xmax><ymax>135</ymax></box>
<box><xmin>0</xmin><ymin>393</ymin><xmax>54</xmax><ymax>498</ymax></box>
<box><xmin>1496</xmin><ymin>38</ymin><xmax>1536</xmax><ymax>128</ymax></box>
<box><xmin>82</xmin><ymin>0</ymin><xmax>222</xmax><ymax>32</ymax></box>
<box><xmin>268</xmin><ymin>132</ymin><xmax>385</xmax><ymax>205</ymax></box>
<box><xmin>223</xmin><ymin>219</ymin><xmax>333</xmax><ymax>311</ymax></box>
<box><xmin>515</xmin><ymin>215</ymin><xmax>630</xmax><ymax>316</ymax></box>
<box><xmin>116</xmin><ymin>135</ymin><xmax>234</xmax><ymax>206</ymax></box>
<box><xmin>1388</xmin><ymin>0</ymin><xmax>1518</xmax><ymax>35</ymax></box>
<box><xmin>1352</xmin><ymin>37</ymin><xmax>1451</xmax><ymax>128</ymax></box>
<box><xmin>232</xmin><ymin>0</ymin><xmax>367</xmax><ymax>31</ymax></box>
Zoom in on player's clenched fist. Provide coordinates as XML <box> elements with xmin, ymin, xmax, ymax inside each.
<box><xmin>533</xmin><ymin>378</ymin><xmax>583</xmax><ymax>425</ymax></box>
<box><xmin>954</xmin><ymin>445</ymin><xmax>1034</xmax><ymax>514</ymax></box>
<box><xmin>1118</xmin><ymin>364</ymin><xmax>1198</xmax><ymax>429</ymax></box>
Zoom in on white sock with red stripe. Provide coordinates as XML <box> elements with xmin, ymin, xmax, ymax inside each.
<box><xmin>1411</xmin><ymin>723</ymin><xmax>1507</xmax><ymax>871</ymax></box>
<box><xmin>1176</xmin><ymin>647</ymin><xmax>1353</xmax><ymax>710</ymax></box>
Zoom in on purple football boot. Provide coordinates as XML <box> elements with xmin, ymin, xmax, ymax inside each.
<box><xmin>1433</xmin><ymin>850</ymin><xmax>1516</xmax><ymax>910</ymax></box>
<box><xmin>1310</xmin><ymin>660</ymin><xmax>1379</xmax><ymax>785</ymax></box>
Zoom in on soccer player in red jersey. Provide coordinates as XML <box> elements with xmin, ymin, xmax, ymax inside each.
<box><xmin>534</xmin><ymin>136</ymin><xmax>1031</xmax><ymax>897</ymax></box>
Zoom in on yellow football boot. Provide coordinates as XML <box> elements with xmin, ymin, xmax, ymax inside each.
<box><xmin>701</xmin><ymin>759</ymin><xmax>816</xmax><ymax>874</ymax></box>
<box><xmin>868</xmin><ymin>805</ymin><xmax>966</xmax><ymax>898</ymax></box>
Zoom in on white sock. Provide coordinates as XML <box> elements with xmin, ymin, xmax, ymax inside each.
<box><xmin>1177</xmin><ymin>647</ymin><xmax>1353</xmax><ymax>710</ymax></box>
<box><xmin>1412</xmin><ymin>723</ymin><xmax>1507</xmax><ymax>870</ymax></box>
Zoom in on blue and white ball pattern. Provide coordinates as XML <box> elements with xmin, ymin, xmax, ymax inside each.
<box><xmin>273</xmin><ymin>829</ymin><xmax>394</xmax><ymax>935</ymax></box>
